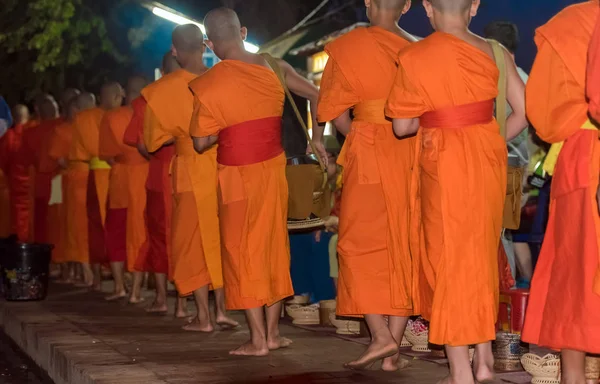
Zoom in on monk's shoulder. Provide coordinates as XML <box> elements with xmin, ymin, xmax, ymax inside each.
<box><xmin>326</xmin><ymin>27</ymin><xmax>369</xmax><ymax>55</ymax></box>
<box><xmin>189</xmin><ymin>63</ymin><xmax>226</xmax><ymax>97</ymax></box>
<box><xmin>397</xmin><ymin>34</ymin><xmax>439</xmax><ymax>62</ymax></box>
<box><xmin>539</xmin><ymin>1</ymin><xmax>597</xmax><ymax>38</ymax></box>
<box><xmin>143</xmin><ymin>69</ymin><xmax>190</xmax><ymax>97</ymax></box>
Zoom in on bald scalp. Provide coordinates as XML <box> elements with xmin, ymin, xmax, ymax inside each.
<box><xmin>373</xmin><ymin>0</ymin><xmax>408</xmax><ymax>10</ymax></box>
<box><xmin>100</xmin><ymin>81</ymin><xmax>124</xmax><ymax>109</ymax></box>
<box><xmin>13</xmin><ymin>104</ymin><xmax>30</xmax><ymax>124</ymax></box>
<box><xmin>204</xmin><ymin>7</ymin><xmax>241</xmax><ymax>43</ymax></box>
<box><xmin>60</xmin><ymin>88</ymin><xmax>80</xmax><ymax>107</ymax></box>
<box><xmin>39</xmin><ymin>97</ymin><xmax>59</xmax><ymax>120</ymax></box>
<box><xmin>172</xmin><ymin>24</ymin><xmax>205</xmax><ymax>53</ymax></box>
<box><xmin>162</xmin><ymin>52</ymin><xmax>181</xmax><ymax>74</ymax></box>
<box><xmin>76</xmin><ymin>92</ymin><xmax>96</xmax><ymax>110</ymax></box>
<box><xmin>428</xmin><ymin>0</ymin><xmax>473</xmax><ymax>13</ymax></box>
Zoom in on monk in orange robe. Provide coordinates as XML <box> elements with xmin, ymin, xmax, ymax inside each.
<box><xmin>191</xmin><ymin>8</ymin><xmax>325</xmax><ymax>356</ymax></box>
<box><xmin>125</xmin><ymin>53</ymin><xmax>188</xmax><ymax>316</ymax></box>
<box><xmin>0</xmin><ymin>105</ymin><xmax>32</xmax><ymax>241</ymax></box>
<box><xmin>521</xmin><ymin>2</ymin><xmax>600</xmax><ymax>383</ymax></box>
<box><xmin>99</xmin><ymin>77</ymin><xmax>150</xmax><ymax>303</ymax></box>
<box><xmin>385</xmin><ymin>1</ymin><xmax>527</xmax><ymax>382</ymax></box>
<box><xmin>48</xmin><ymin>91</ymin><xmax>84</xmax><ymax>282</ymax></box>
<box><xmin>70</xmin><ymin>86</ymin><xmax>121</xmax><ymax>289</ymax></box>
<box><xmin>317</xmin><ymin>0</ymin><xmax>416</xmax><ymax>371</ymax></box>
<box><xmin>19</xmin><ymin>97</ymin><xmax>63</xmax><ymax>248</ymax></box>
<box><xmin>142</xmin><ymin>25</ymin><xmax>237</xmax><ymax>330</ymax></box>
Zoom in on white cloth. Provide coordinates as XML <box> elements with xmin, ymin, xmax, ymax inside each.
<box><xmin>0</xmin><ymin>119</ymin><xmax>8</xmax><ymax>139</ymax></box>
<box><xmin>48</xmin><ymin>174</ymin><xmax>63</xmax><ymax>205</ymax></box>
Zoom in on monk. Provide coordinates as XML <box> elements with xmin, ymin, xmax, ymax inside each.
<box><xmin>99</xmin><ymin>77</ymin><xmax>150</xmax><ymax>303</ymax></box>
<box><xmin>125</xmin><ymin>53</ymin><xmax>188</xmax><ymax>316</ymax></box>
<box><xmin>317</xmin><ymin>0</ymin><xmax>416</xmax><ymax>370</ymax></box>
<box><xmin>0</xmin><ymin>105</ymin><xmax>32</xmax><ymax>241</ymax></box>
<box><xmin>522</xmin><ymin>2</ymin><xmax>600</xmax><ymax>383</ymax></box>
<box><xmin>19</xmin><ymin>96</ymin><xmax>63</xmax><ymax>247</ymax></box>
<box><xmin>385</xmin><ymin>1</ymin><xmax>527</xmax><ymax>383</ymax></box>
<box><xmin>142</xmin><ymin>25</ymin><xmax>238</xmax><ymax>330</ymax></box>
<box><xmin>190</xmin><ymin>8</ymin><xmax>325</xmax><ymax>356</ymax></box>
<box><xmin>70</xmin><ymin>85</ymin><xmax>121</xmax><ymax>289</ymax></box>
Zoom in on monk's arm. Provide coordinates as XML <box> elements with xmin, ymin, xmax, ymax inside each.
<box><xmin>504</xmin><ymin>50</ymin><xmax>528</xmax><ymax>141</ymax></box>
<box><xmin>278</xmin><ymin>59</ymin><xmax>328</xmax><ymax>166</ymax></box>
<box><xmin>192</xmin><ymin>136</ymin><xmax>218</xmax><ymax>153</ymax></box>
<box><xmin>392</xmin><ymin>118</ymin><xmax>419</xmax><ymax>138</ymax></box>
<box><xmin>332</xmin><ymin>110</ymin><xmax>352</xmax><ymax>136</ymax></box>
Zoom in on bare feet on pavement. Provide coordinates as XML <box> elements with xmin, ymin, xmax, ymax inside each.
<box><xmin>345</xmin><ymin>341</ymin><xmax>398</xmax><ymax>370</ymax></box>
<box><xmin>381</xmin><ymin>353</ymin><xmax>411</xmax><ymax>372</ymax></box>
<box><xmin>105</xmin><ymin>291</ymin><xmax>127</xmax><ymax>301</ymax></box>
<box><xmin>145</xmin><ymin>302</ymin><xmax>168</xmax><ymax>314</ymax></box>
<box><xmin>267</xmin><ymin>336</ymin><xmax>292</xmax><ymax>351</ymax></box>
<box><xmin>216</xmin><ymin>314</ymin><xmax>240</xmax><ymax>330</ymax></box>
<box><xmin>182</xmin><ymin>316</ymin><xmax>214</xmax><ymax>332</ymax></box>
<box><xmin>229</xmin><ymin>340</ymin><xmax>269</xmax><ymax>357</ymax></box>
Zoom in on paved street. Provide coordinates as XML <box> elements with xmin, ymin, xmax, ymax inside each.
<box><xmin>0</xmin><ymin>332</ymin><xmax>52</xmax><ymax>384</ymax></box>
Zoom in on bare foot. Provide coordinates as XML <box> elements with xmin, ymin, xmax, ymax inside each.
<box><xmin>345</xmin><ymin>341</ymin><xmax>398</xmax><ymax>370</ymax></box>
<box><xmin>182</xmin><ymin>316</ymin><xmax>214</xmax><ymax>333</ymax></box>
<box><xmin>105</xmin><ymin>291</ymin><xmax>127</xmax><ymax>301</ymax></box>
<box><xmin>145</xmin><ymin>302</ymin><xmax>168</xmax><ymax>314</ymax></box>
<box><xmin>473</xmin><ymin>353</ymin><xmax>495</xmax><ymax>383</ymax></box>
<box><xmin>216</xmin><ymin>314</ymin><xmax>240</xmax><ymax>330</ymax></box>
<box><xmin>437</xmin><ymin>375</ymin><xmax>475</xmax><ymax>384</ymax></box>
<box><xmin>381</xmin><ymin>353</ymin><xmax>411</xmax><ymax>372</ymax></box>
<box><xmin>91</xmin><ymin>283</ymin><xmax>103</xmax><ymax>292</ymax></box>
<box><xmin>128</xmin><ymin>296</ymin><xmax>145</xmax><ymax>305</ymax></box>
<box><xmin>267</xmin><ymin>336</ymin><xmax>293</xmax><ymax>351</ymax></box>
<box><xmin>229</xmin><ymin>340</ymin><xmax>269</xmax><ymax>357</ymax></box>
<box><xmin>175</xmin><ymin>309</ymin><xmax>190</xmax><ymax>319</ymax></box>
<box><xmin>74</xmin><ymin>281</ymin><xmax>93</xmax><ymax>288</ymax></box>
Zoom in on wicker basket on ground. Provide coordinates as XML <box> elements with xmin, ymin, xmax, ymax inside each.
<box><xmin>286</xmin><ymin>304</ymin><xmax>320</xmax><ymax>325</ymax></box>
<box><xmin>521</xmin><ymin>353</ymin><xmax>560</xmax><ymax>384</ymax></box>
<box><xmin>329</xmin><ymin>313</ymin><xmax>360</xmax><ymax>335</ymax></box>
<box><xmin>586</xmin><ymin>356</ymin><xmax>600</xmax><ymax>380</ymax></box>
<box><xmin>318</xmin><ymin>300</ymin><xmax>336</xmax><ymax>327</ymax></box>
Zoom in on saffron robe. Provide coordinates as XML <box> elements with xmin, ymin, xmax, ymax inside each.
<box><xmin>99</xmin><ymin>106</ymin><xmax>149</xmax><ymax>270</ymax></box>
<box><xmin>69</xmin><ymin>108</ymin><xmax>109</xmax><ymax>264</ymax></box>
<box><xmin>48</xmin><ymin>120</ymin><xmax>90</xmax><ymax>263</ymax></box>
<box><xmin>385</xmin><ymin>32</ymin><xmax>505</xmax><ymax>346</ymax></box>
<box><xmin>317</xmin><ymin>26</ymin><xmax>415</xmax><ymax>317</ymax></box>
<box><xmin>189</xmin><ymin>61</ymin><xmax>293</xmax><ymax>310</ymax></box>
<box><xmin>522</xmin><ymin>1</ymin><xmax>600</xmax><ymax>353</ymax></box>
<box><xmin>142</xmin><ymin>69</ymin><xmax>221</xmax><ymax>295</ymax></box>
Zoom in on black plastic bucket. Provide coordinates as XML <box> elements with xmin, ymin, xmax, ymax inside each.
<box><xmin>0</xmin><ymin>241</ymin><xmax>53</xmax><ymax>301</ymax></box>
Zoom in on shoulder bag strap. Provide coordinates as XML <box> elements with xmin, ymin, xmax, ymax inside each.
<box><xmin>489</xmin><ymin>39</ymin><xmax>508</xmax><ymax>141</ymax></box>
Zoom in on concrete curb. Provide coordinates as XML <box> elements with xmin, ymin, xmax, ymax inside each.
<box><xmin>0</xmin><ymin>301</ymin><xmax>167</xmax><ymax>384</ymax></box>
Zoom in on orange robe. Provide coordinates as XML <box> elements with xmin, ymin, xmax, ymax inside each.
<box><xmin>99</xmin><ymin>106</ymin><xmax>149</xmax><ymax>270</ymax></box>
<box><xmin>19</xmin><ymin>118</ymin><xmax>64</xmax><ymax>250</ymax></box>
<box><xmin>0</xmin><ymin>170</ymin><xmax>9</xmax><ymax>237</ymax></box>
<box><xmin>522</xmin><ymin>1</ymin><xmax>600</xmax><ymax>353</ymax></box>
<box><xmin>189</xmin><ymin>61</ymin><xmax>293</xmax><ymax>310</ymax></box>
<box><xmin>69</xmin><ymin>108</ymin><xmax>110</xmax><ymax>264</ymax></box>
<box><xmin>385</xmin><ymin>33</ymin><xmax>505</xmax><ymax>346</ymax></box>
<box><xmin>317</xmin><ymin>27</ymin><xmax>415</xmax><ymax>317</ymax></box>
<box><xmin>588</xmin><ymin>1</ymin><xmax>600</xmax><ymax>122</ymax></box>
<box><xmin>48</xmin><ymin>120</ymin><xmax>90</xmax><ymax>263</ymax></box>
<box><xmin>124</xmin><ymin>97</ymin><xmax>173</xmax><ymax>276</ymax></box>
<box><xmin>0</xmin><ymin>123</ymin><xmax>33</xmax><ymax>241</ymax></box>
<box><xmin>142</xmin><ymin>69</ymin><xmax>222</xmax><ymax>296</ymax></box>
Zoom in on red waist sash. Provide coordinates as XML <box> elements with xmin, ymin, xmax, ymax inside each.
<box><xmin>218</xmin><ymin>116</ymin><xmax>283</xmax><ymax>166</ymax></box>
<box><xmin>420</xmin><ymin>99</ymin><xmax>494</xmax><ymax>129</ymax></box>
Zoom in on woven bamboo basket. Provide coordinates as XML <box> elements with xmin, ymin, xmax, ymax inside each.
<box><xmin>400</xmin><ymin>336</ymin><xmax>412</xmax><ymax>348</ymax></box>
<box><xmin>318</xmin><ymin>300</ymin><xmax>336</xmax><ymax>327</ymax></box>
<box><xmin>329</xmin><ymin>313</ymin><xmax>360</xmax><ymax>335</ymax></box>
<box><xmin>404</xmin><ymin>330</ymin><xmax>430</xmax><ymax>352</ymax></box>
<box><xmin>286</xmin><ymin>304</ymin><xmax>320</xmax><ymax>325</ymax></box>
<box><xmin>493</xmin><ymin>332</ymin><xmax>528</xmax><ymax>371</ymax></box>
<box><xmin>585</xmin><ymin>356</ymin><xmax>600</xmax><ymax>380</ymax></box>
<box><xmin>521</xmin><ymin>353</ymin><xmax>560</xmax><ymax>383</ymax></box>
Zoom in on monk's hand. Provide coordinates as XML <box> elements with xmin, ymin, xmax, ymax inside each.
<box><xmin>312</xmin><ymin>141</ymin><xmax>329</xmax><ymax>168</ymax></box>
<box><xmin>324</xmin><ymin>216</ymin><xmax>339</xmax><ymax>233</ymax></box>
<box><xmin>57</xmin><ymin>158</ymin><xmax>68</xmax><ymax>170</ymax></box>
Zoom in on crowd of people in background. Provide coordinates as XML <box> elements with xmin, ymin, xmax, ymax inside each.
<box><xmin>0</xmin><ymin>0</ymin><xmax>598</xmax><ymax>383</ymax></box>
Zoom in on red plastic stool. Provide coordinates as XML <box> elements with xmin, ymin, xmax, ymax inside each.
<box><xmin>496</xmin><ymin>288</ymin><xmax>530</xmax><ymax>335</ymax></box>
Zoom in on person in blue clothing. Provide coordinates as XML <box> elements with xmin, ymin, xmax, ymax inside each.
<box><xmin>0</xmin><ymin>96</ymin><xmax>13</xmax><ymax>138</ymax></box>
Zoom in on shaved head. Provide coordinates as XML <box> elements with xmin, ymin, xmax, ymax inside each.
<box><xmin>100</xmin><ymin>81</ymin><xmax>124</xmax><ymax>110</ymax></box>
<box><xmin>172</xmin><ymin>24</ymin><xmax>205</xmax><ymax>53</ymax></box>
<box><xmin>373</xmin><ymin>0</ymin><xmax>408</xmax><ymax>9</ymax></box>
<box><xmin>204</xmin><ymin>7</ymin><xmax>242</xmax><ymax>43</ymax></box>
<box><xmin>427</xmin><ymin>0</ymin><xmax>473</xmax><ymax>13</ymax></box>
<box><xmin>162</xmin><ymin>52</ymin><xmax>181</xmax><ymax>75</ymax></box>
<box><xmin>12</xmin><ymin>104</ymin><xmax>30</xmax><ymax>125</ymax></box>
<box><xmin>76</xmin><ymin>92</ymin><xmax>96</xmax><ymax>111</ymax></box>
<box><xmin>126</xmin><ymin>76</ymin><xmax>147</xmax><ymax>104</ymax></box>
<box><xmin>60</xmin><ymin>88</ymin><xmax>80</xmax><ymax>110</ymax></box>
<box><xmin>39</xmin><ymin>96</ymin><xmax>59</xmax><ymax>120</ymax></box>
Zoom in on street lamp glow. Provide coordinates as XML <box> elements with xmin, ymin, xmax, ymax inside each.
<box><xmin>151</xmin><ymin>6</ymin><xmax>260</xmax><ymax>53</ymax></box>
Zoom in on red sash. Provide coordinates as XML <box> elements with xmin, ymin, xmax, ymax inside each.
<box><xmin>217</xmin><ymin>116</ymin><xmax>283</xmax><ymax>166</ymax></box>
<box><xmin>420</xmin><ymin>99</ymin><xmax>494</xmax><ymax>129</ymax></box>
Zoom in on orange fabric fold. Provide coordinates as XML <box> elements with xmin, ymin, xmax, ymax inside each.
<box><xmin>317</xmin><ymin>26</ymin><xmax>415</xmax><ymax>316</ymax></box>
<box><xmin>386</xmin><ymin>32</ymin><xmax>504</xmax><ymax>346</ymax></box>
<box><xmin>588</xmin><ymin>1</ymin><xmax>600</xmax><ymax>122</ymax></box>
<box><xmin>522</xmin><ymin>1</ymin><xmax>600</xmax><ymax>354</ymax></box>
<box><xmin>189</xmin><ymin>60</ymin><xmax>293</xmax><ymax>309</ymax></box>
<box><xmin>142</xmin><ymin>69</ymin><xmax>222</xmax><ymax>295</ymax></box>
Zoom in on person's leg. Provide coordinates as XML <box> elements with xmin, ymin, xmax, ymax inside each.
<box><xmin>472</xmin><ymin>341</ymin><xmax>495</xmax><ymax>382</ymax></box>
<box><xmin>182</xmin><ymin>285</ymin><xmax>213</xmax><ymax>332</ymax></box>
<box><xmin>346</xmin><ymin>314</ymin><xmax>398</xmax><ymax>369</ymax></box>
<box><xmin>80</xmin><ymin>263</ymin><xmax>94</xmax><ymax>286</ymax></box>
<box><xmin>230</xmin><ymin>306</ymin><xmax>269</xmax><ymax>356</ymax></box>
<box><xmin>513</xmin><ymin>242</ymin><xmax>533</xmax><ymax>281</ymax></box>
<box><xmin>265</xmin><ymin>301</ymin><xmax>291</xmax><ymax>350</ymax></box>
<box><xmin>128</xmin><ymin>271</ymin><xmax>145</xmax><ymax>303</ymax></box>
<box><xmin>440</xmin><ymin>345</ymin><xmax>475</xmax><ymax>384</ymax></box>
<box><xmin>561</xmin><ymin>349</ymin><xmax>587</xmax><ymax>384</ymax></box>
<box><xmin>381</xmin><ymin>316</ymin><xmax>410</xmax><ymax>372</ymax></box>
<box><xmin>91</xmin><ymin>263</ymin><xmax>102</xmax><ymax>291</ymax></box>
<box><xmin>106</xmin><ymin>261</ymin><xmax>127</xmax><ymax>300</ymax></box>
<box><xmin>213</xmin><ymin>288</ymin><xmax>239</xmax><ymax>329</ymax></box>
<box><xmin>146</xmin><ymin>272</ymin><xmax>168</xmax><ymax>313</ymax></box>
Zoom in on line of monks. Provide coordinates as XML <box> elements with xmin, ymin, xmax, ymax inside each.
<box><xmin>0</xmin><ymin>0</ymin><xmax>598</xmax><ymax>383</ymax></box>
